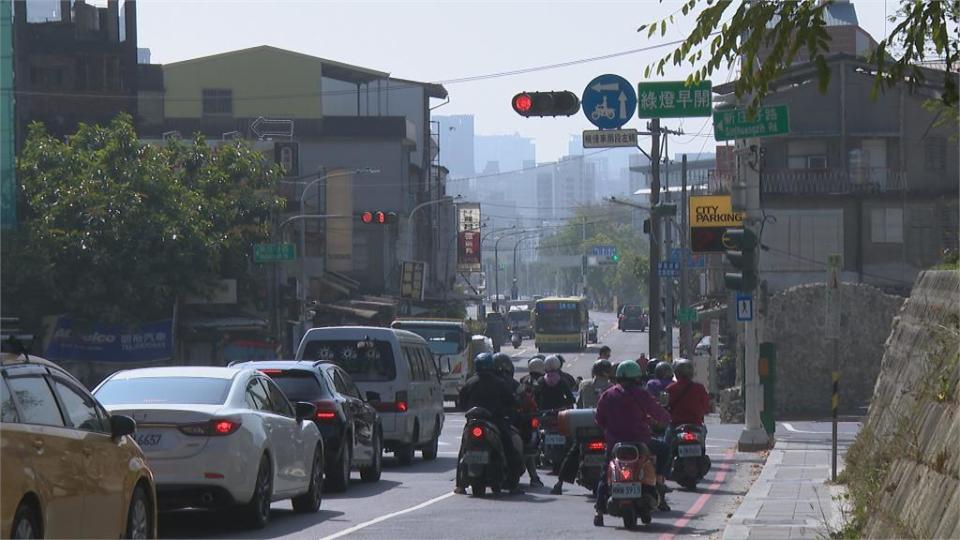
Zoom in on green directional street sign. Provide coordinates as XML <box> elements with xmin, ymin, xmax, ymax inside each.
<box><xmin>678</xmin><ymin>307</ymin><xmax>698</xmax><ymax>323</ymax></box>
<box><xmin>637</xmin><ymin>80</ymin><xmax>713</xmax><ymax>118</ymax></box>
<box><xmin>254</xmin><ymin>243</ymin><xmax>295</xmax><ymax>263</ymax></box>
<box><xmin>713</xmin><ymin>105</ymin><xmax>790</xmax><ymax>141</ymax></box>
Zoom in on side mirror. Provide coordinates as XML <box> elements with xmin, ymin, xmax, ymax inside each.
<box><xmin>295</xmin><ymin>402</ymin><xmax>317</xmax><ymax>422</ymax></box>
<box><xmin>110</xmin><ymin>415</ymin><xmax>137</xmax><ymax>439</ymax></box>
<box><xmin>366</xmin><ymin>391</ymin><xmax>382</xmax><ymax>403</ymax></box>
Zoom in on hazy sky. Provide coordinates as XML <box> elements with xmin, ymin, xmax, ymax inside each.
<box><xmin>138</xmin><ymin>0</ymin><xmax>901</xmax><ymax>163</ymax></box>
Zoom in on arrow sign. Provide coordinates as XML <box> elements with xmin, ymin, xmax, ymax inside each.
<box><xmin>582</xmin><ymin>74</ymin><xmax>637</xmax><ymax>130</ymax></box>
<box><xmin>250</xmin><ymin>116</ymin><xmax>294</xmax><ymax>139</ymax></box>
<box><xmin>591</xmin><ymin>82</ymin><xmax>621</xmax><ymax>92</ymax></box>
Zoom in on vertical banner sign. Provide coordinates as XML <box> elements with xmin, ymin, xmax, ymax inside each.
<box><xmin>401</xmin><ymin>261</ymin><xmax>426</xmax><ymax>301</ymax></box>
<box><xmin>0</xmin><ymin>0</ymin><xmax>15</xmax><ymax>229</ymax></box>
<box><xmin>457</xmin><ymin>203</ymin><xmax>482</xmax><ymax>272</ymax></box>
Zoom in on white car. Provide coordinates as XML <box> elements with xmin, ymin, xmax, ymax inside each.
<box><xmin>94</xmin><ymin>366</ymin><xmax>324</xmax><ymax>529</ymax></box>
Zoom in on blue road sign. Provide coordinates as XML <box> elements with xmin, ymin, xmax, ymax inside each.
<box><xmin>582</xmin><ymin>74</ymin><xmax>637</xmax><ymax>130</ymax></box>
<box><xmin>736</xmin><ymin>293</ymin><xmax>754</xmax><ymax>321</ymax></box>
<box><xmin>657</xmin><ymin>261</ymin><xmax>680</xmax><ymax>277</ymax></box>
<box><xmin>591</xmin><ymin>245</ymin><xmax>616</xmax><ymax>257</ymax></box>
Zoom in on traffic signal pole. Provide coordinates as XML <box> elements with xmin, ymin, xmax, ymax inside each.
<box><xmin>738</xmin><ymin>140</ymin><xmax>770</xmax><ymax>452</ymax></box>
<box><xmin>680</xmin><ymin>155</ymin><xmax>693</xmax><ymax>359</ymax></box>
<box><xmin>647</xmin><ymin>119</ymin><xmax>662</xmax><ymax>359</ymax></box>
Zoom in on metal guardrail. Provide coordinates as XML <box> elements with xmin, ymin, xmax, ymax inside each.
<box><xmin>762</xmin><ymin>168</ymin><xmax>906</xmax><ymax>195</ymax></box>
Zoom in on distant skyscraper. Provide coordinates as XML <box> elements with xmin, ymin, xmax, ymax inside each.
<box><xmin>137</xmin><ymin>47</ymin><xmax>151</xmax><ymax>64</ymax></box>
<box><xmin>435</xmin><ymin>115</ymin><xmax>475</xmax><ymax>179</ymax></box>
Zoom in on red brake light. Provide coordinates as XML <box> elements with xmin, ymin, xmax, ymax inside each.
<box><xmin>531</xmin><ymin>417</ymin><xmax>540</xmax><ymax>429</ymax></box>
<box><xmin>681</xmin><ymin>432</ymin><xmax>698</xmax><ymax>442</ymax></box>
<box><xmin>620</xmin><ymin>468</ymin><xmax>632</xmax><ymax>480</ymax></box>
<box><xmin>471</xmin><ymin>426</ymin><xmax>484</xmax><ymax>439</ymax></box>
<box><xmin>258</xmin><ymin>369</ymin><xmax>283</xmax><ymax>375</ymax></box>
<box><xmin>396</xmin><ymin>401</ymin><xmax>408</xmax><ymax>412</ymax></box>
<box><xmin>587</xmin><ymin>440</ymin><xmax>606</xmax><ymax>452</ymax></box>
<box><xmin>213</xmin><ymin>420</ymin><xmax>234</xmax><ymax>434</ymax></box>
<box><xmin>314</xmin><ymin>400</ymin><xmax>338</xmax><ymax>421</ymax></box>
<box><xmin>180</xmin><ymin>418</ymin><xmax>242</xmax><ymax>436</ymax></box>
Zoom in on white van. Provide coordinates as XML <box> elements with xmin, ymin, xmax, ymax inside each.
<box><xmin>389</xmin><ymin>319</ymin><xmax>480</xmax><ymax>403</ymax></box>
<box><xmin>296</xmin><ymin>326</ymin><xmax>444</xmax><ymax>464</ymax></box>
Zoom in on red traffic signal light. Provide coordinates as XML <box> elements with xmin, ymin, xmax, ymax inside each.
<box><xmin>511</xmin><ymin>91</ymin><xmax>580</xmax><ymax>117</ymax></box>
<box><xmin>360</xmin><ymin>211</ymin><xmax>396</xmax><ymax>225</ymax></box>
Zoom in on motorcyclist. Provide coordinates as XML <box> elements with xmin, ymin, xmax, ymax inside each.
<box><xmin>646</xmin><ymin>361</ymin><xmax>675</xmax><ymax>405</ymax></box>
<box><xmin>485</xmin><ymin>312</ymin><xmax>507</xmax><ymax>353</ymax></box>
<box><xmin>456</xmin><ymin>352</ymin><xmax>524</xmax><ymax>495</ymax></box>
<box><xmin>597</xmin><ymin>346</ymin><xmax>612</xmax><ymax>361</ymax></box>
<box><xmin>665</xmin><ymin>359</ymin><xmax>711</xmax><ymax>448</ymax></box>
<box><xmin>550</xmin><ymin>359</ymin><xmax>613</xmax><ymax>495</ymax></box>
<box><xmin>593</xmin><ymin>361</ymin><xmax>673</xmax><ymax>527</ymax></box>
<box><xmin>494</xmin><ymin>352</ymin><xmax>544</xmax><ymax>488</ymax></box>
<box><xmin>555</xmin><ymin>355</ymin><xmax>579</xmax><ymax>391</ymax></box>
<box><xmin>534</xmin><ymin>355</ymin><xmax>575</xmax><ymax>411</ymax></box>
<box><xmin>520</xmin><ymin>356</ymin><xmax>546</xmax><ymax>388</ymax></box>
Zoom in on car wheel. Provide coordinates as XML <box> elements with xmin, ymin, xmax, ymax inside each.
<box><xmin>10</xmin><ymin>502</ymin><xmax>40</xmax><ymax>540</ymax></box>
<box><xmin>123</xmin><ymin>485</ymin><xmax>153</xmax><ymax>539</ymax></box>
<box><xmin>395</xmin><ymin>425</ymin><xmax>417</xmax><ymax>465</ymax></box>
<box><xmin>326</xmin><ymin>441</ymin><xmax>351</xmax><ymax>493</ymax></box>
<box><xmin>243</xmin><ymin>455</ymin><xmax>272</xmax><ymax>529</ymax></box>
<box><xmin>421</xmin><ymin>424</ymin><xmax>440</xmax><ymax>461</ymax></box>
<box><xmin>359</xmin><ymin>430</ymin><xmax>383</xmax><ymax>482</ymax></box>
<box><xmin>293</xmin><ymin>445</ymin><xmax>324</xmax><ymax>513</ymax></box>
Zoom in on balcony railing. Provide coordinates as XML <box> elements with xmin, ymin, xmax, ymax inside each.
<box><xmin>762</xmin><ymin>168</ymin><xmax>906</xmax><ymax>195</ymax></box>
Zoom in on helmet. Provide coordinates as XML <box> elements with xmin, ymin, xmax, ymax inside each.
<box><xmin>655</xmin><ymin>361</ymin><xmax>674</xmax><ymax>380</ymax></box>
<box><xmin>475</xmin><ymin>352</ymin><xmax>495</xmax><ymax>372</ymax></box>
<box><xmin>673</xmin><ymin>358</ymin><xmax>694</xmax><ymax>379</ymax></box>
<box><xmin>646</xmin><ymin>357</ymin><xmax>660</xmax><ymax>375</ymax></box>
<box><xmin>592</xmin><ymin>359</ymin><xmax>613</xmax><ymax>378</ymax></box>
<box><xmin>493</xmin><ymin>352</ymin><xmax>514</xmax><ymax>377</ymax></box>
<box><xmin>528</xmin><ymin>357</ymin><xmax>546</xmax><ymax>375</ymax></box>
<box><xmin>615</xmin><ymin>360</ymin><xmax>643</xmax><ymax>381</ymax></box>
<box><xmin>544</xmin><ymin>355</ymin><xmax>562</xmax><ymax>372</ymax></box>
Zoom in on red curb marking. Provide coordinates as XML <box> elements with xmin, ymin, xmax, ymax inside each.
<box><xmin>658</xmin><ymin>447</ymin><xmax>737</xmax><ymax>540</ymax></box>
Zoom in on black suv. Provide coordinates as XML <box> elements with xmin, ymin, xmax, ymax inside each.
<box><xmin>618</xmin><ymin>305</ymin><xmax>648</xmax><ymax>332</ymax></box>
<box><xmin>235</xmin><ymin>360</ymin><xmax>382</xmax><ymax>492</ymax></box>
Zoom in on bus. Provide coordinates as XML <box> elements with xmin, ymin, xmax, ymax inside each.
<box><xmin>390</xmin><ymin>319</ymin><xmax>491</xmax><ymax>402</ymax></box>
<box><xmin>533</xmin><ymin>297</ymin><xmax>589</xmax><ymax>352</ymax></box>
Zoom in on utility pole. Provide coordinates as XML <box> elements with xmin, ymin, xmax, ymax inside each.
<box><xmin>680</xmin><ymin>154</ymin><xmax>693</xmax><ymax>359</ymax></box>
<box><xmin>648</xmin><ymin>118</ymin><xmax>663</xmax><ymax>359</ymax></box>
<box><xmin>581</xmin><ymin>216</ymin><xmax>587</xmax><ymax>298</ymax></box>
<box><xmin>663</xmin><ymin>145</ymin><xmax>674</xmax><ymax>359</ymax></box>
<box><xmin>738</xmin><ymin>139</ymin><xmax>770</xmax><ymax>451</ymax></box>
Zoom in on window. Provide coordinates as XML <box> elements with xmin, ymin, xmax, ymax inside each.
<box><xmin>302</xmin><ymin>340</ymin><xmax>397</xmax><ymax>382</ymax></box>
<box><xmin>246</xmin><ymin>379</ymin><xmax>271</xmax><ymax>411</ymax></box>
<box><xmin>871</xmin><ymin>208</ymin><xmax>904</xmax><ymax>244</ymax></box>
<box><xmin>338</xmin><ymin>370</ymin><xmax>362</xmax><ymax>400</ymax></box>
<box><xmin>420</xmin><ymin>348</ymin><xmax>437</xmax><ymax>380</ymax></box>
<box><xmin>6</xmin><ymin>376</ymin><xmax>64</xmax><ymax>427</ymax></box>
<box><xmin>787</xmin><ymin>140</ymin><xmax>828</xmax><ymax>170</ymax></box>
<box><xmin>267</xmin><ymin>371</ymin><xmax>331</xmax><ymax>402</ymax></box>
<box><xmin>202</xmin><ymin>89</ymin><xmax>233</xmax><ymax>115</ymax></box>
<box><xmin>1</xmin><ymin>378</ymin><xmax>19</xmax><ymax>423</ymax></box>
<box><xmin>95</xmin><ymin>377</ymin><xmax>231</xmax><ymax>405</ymax></box>
<box><xmin>51</xmin><ymin>379</ymin><xmax>107</xmax><ymax>433</ymax></box>
<box><xmin>262</xmin><ymin>378</ymin><xmax>294</xmax><ymax>417</ymax></box>
<box><xmin>404</xmin><ymin>347</ymin><xmax>423</xmax><ymax>381</ymax></box>
<box><xmin>926</xmin><ymin>137</ymin><xmax>946</xmax><ymax>171</ymax></box>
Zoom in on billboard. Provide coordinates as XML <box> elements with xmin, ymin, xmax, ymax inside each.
<box><xmin>325</xmin><ymin>169</ymin><xmax>353</xmax><ymax>272</ymax></box>
<box><xmin>44</xmin><ymin>317</ymin><xmax>174</xmax><ymax>363</ymax></box>
<box><xmin>457</xmin><ymin>203</ymin><xmax>482</xmax><ymax>272</ymax></box>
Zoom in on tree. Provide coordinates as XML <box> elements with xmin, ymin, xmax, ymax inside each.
<box><xmin>3</xmin><ymin>114</ymin><xmax>283</xmax><ymax>324</ymax></box>
<box><xmin>640</xmin><ymin>0</ymin><xmax>959</xmax><ymax>111</ymax></box>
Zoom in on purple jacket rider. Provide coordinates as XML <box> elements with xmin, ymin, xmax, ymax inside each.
<box><xmin>594</xmin><ymin>384</ymin><xmax>671</xmax><ymax>447</ymax></box>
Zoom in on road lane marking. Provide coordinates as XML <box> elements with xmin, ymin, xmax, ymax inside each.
<box><xmin>659</xmin><ymin>448</ymin><xmax>736</xmax><ymax>540</ymax></box>
<box><xmin>511</xmin><ymin>349</ymin><xmax>528</xmax><ymax>358</ymax></box>
<box><xmin>320</xmin><ymin>492</ymin><xmax>455</xmax><ymax>540</ymax></box>
<box><xmin>781</xmin><ymin>422</ymin><xmax>830</xmax><ymax>434</ymax></box>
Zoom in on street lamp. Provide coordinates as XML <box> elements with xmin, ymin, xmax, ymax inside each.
<box><xmin>512</xmin><ymin>232</ymin><xmax>540</xmax><ymax>299</ymax></box>
<box><xmin>494</xmin><ymin>228</ymin><xmax>539</xmax><ymax>307</ymax></box>
<box><xmin>405</xmin><ymin>194</ymin><xmax>463</xmax><ymax>259</ymax></box>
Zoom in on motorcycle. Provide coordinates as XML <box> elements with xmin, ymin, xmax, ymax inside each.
<box><xmin>458</xmin><ymin>407</ymin><xmax>522</xmax><ymax>496</ymax></box>
<box><xmin>558</xmin><ymin>409</ymin><xmax>606</xmax><ymax>494</ymax></box>
<box><xmin>538</xmin><ymin>408</ymin><xmax>570</xmax><ymax>473</ymax></box>
<box><xmin>669</xmin><ymin>424</ymin><xmax>711</xmax><ymax>490</ymax></box>
<box><xmin>511</xmin><ymin>332</ymin><xmax>522</xmax><ymax>349</ymax></box>
<box><xmin>603</xmin><ymin>442</ymin><xmax>659</xmax><ymax>530</ymax></box>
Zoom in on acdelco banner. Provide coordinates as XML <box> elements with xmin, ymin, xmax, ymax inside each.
<box><xmin>689</xmin><ymin>195</ymin><xmax>743</xmax><ymax>253</ymax></box>
<box><xmin>457</xmin><ymin>203</ymin><xmax>482</xmax><ymax>272</ymax></box>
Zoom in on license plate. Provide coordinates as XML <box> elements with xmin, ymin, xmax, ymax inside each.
<box><xmin>133</xmin><ymin>432</ymin><xmax>163</xmax><ymax>447</ymax></box>
<box><xmin>583</xmin><ymin>454</ymin><xmax>606</xmax><ymax>466</ymax></box>
<box><xmin>462</xmin><ymin>451</ymin><xmax>489</xmax><ymax>465</ymax></box>
<box><xmin>611</xmin><ymin>482</ymin><xmax>644</xmax><ymax>499</ymax></box>
<box><xmin>545</xmin><ymin>434</ymin><xmax>566</xmax><ymax>446</ymax></box>
<box><xmin>678</xmin><ymin>445</ymin><xmax>702</xmax><ymax>457</ymax></box>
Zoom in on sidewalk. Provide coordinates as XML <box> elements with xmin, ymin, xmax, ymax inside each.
<box><xmin>722</xmin><ymin>423</ymin><xmax>858</xmax><ymax>540</ymax></box>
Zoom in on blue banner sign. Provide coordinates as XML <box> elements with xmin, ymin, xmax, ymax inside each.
<box><xmin>45</xmin><ymin>317</ymin><xmax>174</xmax><ymax>363</ymax></box>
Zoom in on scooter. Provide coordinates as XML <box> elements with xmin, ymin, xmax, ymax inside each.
<box><xmin>511</xmin><ymin>332</ymin><xmax>522</xmax><ymax>349</ymax></box>
<box><xmin>576</xmin><ymin>431</ymin><xmax>607</xmax><ymax>495</ymax></box>
<box><xmin>603</xmin><ymin>443</ymin><xmax>659</xmax><ymax>529</ymax></box>
<box><xmin>457</xmin><ymin>407</ymin><xmax>522</xmax><ymax>496</ymax></box>
<box><xmin>538</xmin><ymin>408</ymin><xmax>570</xmax><ymax>474</ymax></box>
<box><xmin>669</xmin><ymin>424</ymin><xmax>711</xmax><ymax>490</ymax></box>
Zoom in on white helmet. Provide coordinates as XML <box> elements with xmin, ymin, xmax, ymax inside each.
<box><xmin>544</xmin><ymin>355</ymin><xmax>562</xmax><ymax>372</ymax></box>
<box><xmin>527</xmin><ymin>358</ymin><xmax>546</xmax><ymax>375</ymax></box>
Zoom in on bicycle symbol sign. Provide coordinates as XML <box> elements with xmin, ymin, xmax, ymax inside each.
<box><xmin>582</xmin><ymin>74</ymin><xmax>636</xmax><ymax>130</ymax></box>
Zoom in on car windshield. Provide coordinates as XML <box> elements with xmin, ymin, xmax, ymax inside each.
<box><xmin>508</xmin><ymin>311</ymin><xmax>530</xmax><ymax>324</ymax></box>
<box><xmin>301</xmin><ymin>340</ymin><xmax>397</xmax><ymax>382</ymax></box>
<box><xmin>623</xmin><ymin>306</ymin><xmax>644</xmax><ymax>316</ymax></box>
<box><xmin>95</xmin><ymin>377</ymin><xmax>232</xmax><ymax>405</ymax></box>
<box><xmin>393</xmin><ymin>326</ymin><xmax>464</xmax><ymax>356</ymax></box>
<box><xmin>535</xmin><ymin>311</ymin><xmax>581</xmax><ymax>333</ymax></box>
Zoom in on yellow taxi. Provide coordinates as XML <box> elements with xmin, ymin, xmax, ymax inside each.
<box><xmin>1</xmin><ymin>352</ymin><xmax>157</xmax><ymax>539</ymax></box>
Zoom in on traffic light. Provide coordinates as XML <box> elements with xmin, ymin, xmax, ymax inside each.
<box><xmin>360</xmin><ymin>211</ymin><xmax>397</xmax><ymax>225</ymax></box>
<box><xmin>722</xmin><ymin>228</ymin><xmax>758</xmax><ymax>292</ymax></box>
<box><xmin>511</xmin><ymin>91</ymin><xmax>580</xmax><ymax>117</ymax></box>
